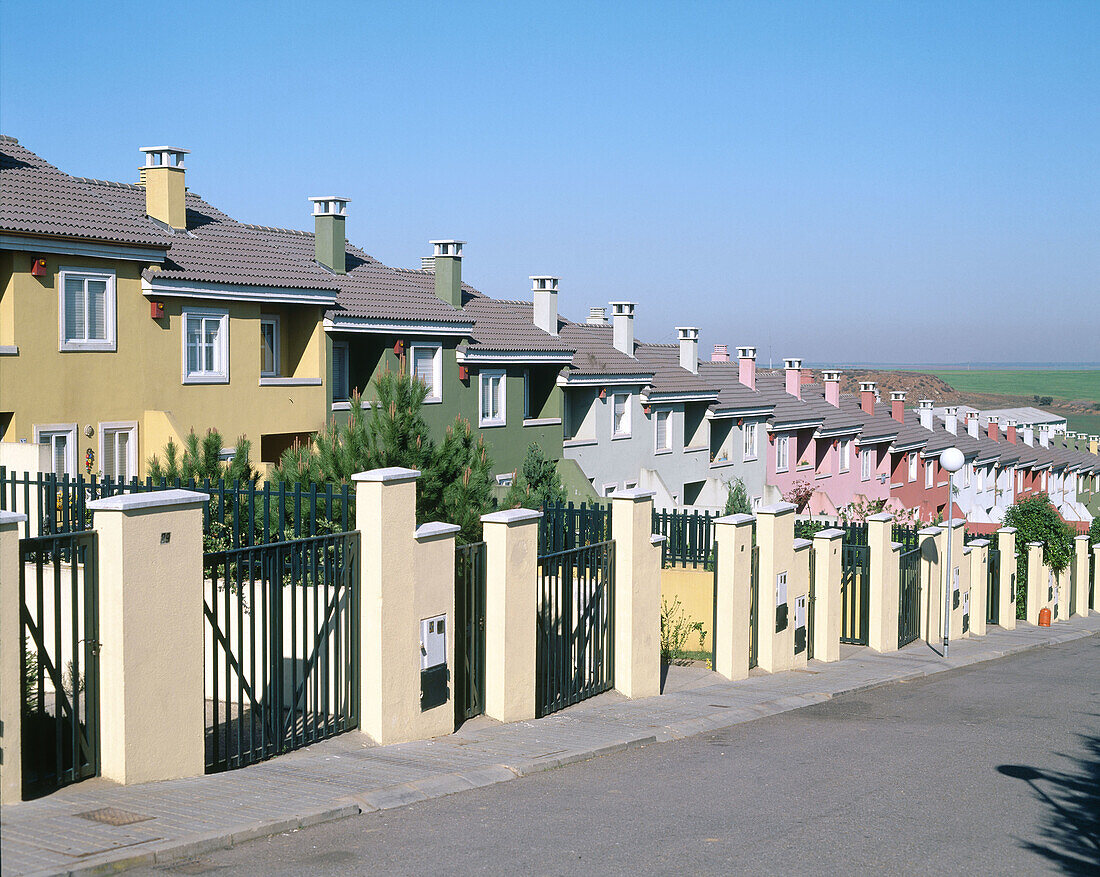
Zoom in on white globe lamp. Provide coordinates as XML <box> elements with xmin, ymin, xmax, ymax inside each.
<box><xmin>939</xmin><ymin>447</ymin><xmax>964</xmax><ymax>473</ymax></box>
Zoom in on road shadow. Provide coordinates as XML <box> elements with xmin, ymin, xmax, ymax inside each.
<box><xmin>997</xmin><ymin>727</ymin><xmax>1100</xmax><ymax>874</ymax></box>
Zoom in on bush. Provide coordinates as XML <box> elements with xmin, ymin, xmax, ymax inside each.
<box><xmin>503</xmin><ymin>443</ymin><xmax>567</xmax><ymax>510</ymax></box>
<box><xmin>660</xmin><ymin>596</ymin><xmax>704</xmax><ymax>664</ymax></box>
<box><xmin>1089</xmin><ymin>518</ymin><xmax>1100</xmax><ymax>545</ymax></box>
<box><xmin>723</xmin><ymin>477</ymin><xmax>751</xmax><ymax>516</ymax></box>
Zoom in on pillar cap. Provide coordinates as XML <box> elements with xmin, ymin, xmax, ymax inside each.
<box><xmin>1027</xmin><ymin>541</ymin><xmax>1043</xmax><ymax>547</ymax></box>
<box><xmin>481</xmin><ymin>508</ymin><xmax>542</xmax><ymax>525</ymax></box>
<box><xmin>650</xmin><ymin>534</ymin><xmax>667</xmax><ymax>546</ymax></box>
<box><xmin>968</xmin><ymin>538</ymin><xmax>990</xmax><ymax>547</ymax></box>
<box><xmin>918</xmin><ymin>526</ymin><xmax>943</xmax><ymax>536</ymax></box>
<box><xmin>793</xmin><ymin>538</ymin><xmax>812</xmax><ymax>550</ymax></box>
<box><xmin>866</xmin><ymin>512</ymin><xmax>893</xmax><ymax>522</ymax></box>
<box><xmin>813</xmin><ymin>527</ymin><xmax>845</xmax><ymax>540</ymax></box>
<box><xmin>756</xmin><ymin>502</ymin><xmax>796</xmax><ymax>516</ymax></box>
<box><xmin>415</xmin><ymin>521</ymin><xmax>461</xmax><ymax>542</ymax></box>
<box><xmin>86</xmin><ymin>489</ymin><xmax>209</xmax><ymax>512</ymax></box>
<box><xmin>0</xmin><ymin>510</ymin><xmax>27</xmax><ymax>526</ymax></box>
<box><xmin>997</xmin><ymin>526</ymin><xmax>1017</xmax><ymax>534</ymax></box>
<box><xmin>715</xmin><ymin>513</ymin><xmax>755</xmax><ymax>526</ymax></box>
<box><xmin>352</xmin><ymin>467</ymin><xmax>421</xmax><ymax>483</ymax></box>
<box><xmin>611</xmin><ymin>488</ymin><xmax>656</xmax><ymax>502</ymax></box>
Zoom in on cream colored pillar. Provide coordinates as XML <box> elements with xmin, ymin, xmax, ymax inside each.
<box><xmin>790</xmin><ymin>539</ymin><xmax>812</xmax><ymax>667</ymax></box>
<box><xmin>997</xmin><ymin>528</ymin><xmax>1017</xmax><ymax>629</ymax></box>
<box><xmin>355</xmin><ymin>468</ymin><xmax>457</xmax><ymax>745</ymax></box>
<box><xmin>755</xmin><ymin>503</ymin><xmax>796</xmax><ymax>674</ymax></box>
<box><xmin>867</xmin><ymin>513</ymin><xmax>900</xmax><ymax>653</ymax></box>
<box><xmin>713</xmin><ymin>513</ymin><xmax>755</xmax><ymax>681</ymax></box>
<box><xmin>480</xmin><ymin>508</ymin><xmax>540</xmax><ymax>723</ymax></box>
<box><xmin>946</xmin><ymin>522</ymin><xmax>967</xmax><ymax>641</ymax></box>
<box><xmin>1093</xmin><ymin>545</ymin><xmax>1100</xmax><ymax>612</ymax></box>
<box><xmin>919</xmin><ymin>526</ymin><xmax>944</xmax><ymax>648</ymax></box>
<box><xmin>968</xmin><ymin>539</ymin><xmax>989</xmax><ymax>637</ymax></box>
<box><xmin>86</xmin><ymin>490</ymin><xmax>207</xmax><ymax>785</ymax></box>
<box><xmin>1025</xmin><ymin>541</ymin><xmax>1045</xmax><ymax>625</ymax></box>
<box><xmin>611</xmin><ymin>489</ymin><xmax>661</xmax><ymax>699</ymax></box>
<box><xmin>0</xmin><ymin>510</ymin><xmax>27</xmax><ymax>804</ymax></box>
<box><xmin>812</xmin><ymin>528</ymin><xmax>844</xmax><ymax>663</ymax></box>
<box><xmin>1072</xmin><ymin>538</ymin><xmax>1088</xmax><ymax>618</ymax></box>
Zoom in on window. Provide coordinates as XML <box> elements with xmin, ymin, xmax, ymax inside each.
<box><xmin>838</xmin><ymin>440</ymin><xmax>851</xmax><ymax>472</ymax></box>
<box><xmin>35</xmin><ymin>424</ymin><xmax>77</xmax><ymax>476</ymax></box>
<box><xmin>976</xmin><ymin>469</ymin><xmax>984</xmax><ymax>493</ymax></box>
<box><xmin>523</xmin><ymin>369</ymin><xmax>530</xmax><ymax>419</ymax></box>
<box><xmin>259</xmin><ymin>316</ymin><xmax>280</xmax><ymax>377</ymax></box>
<box><xmin>100</xmin><ymin>422</ymin><xmax>137</xmax><ymax>482</ymax></box>
<box><xmin>964</xmin><ymin>463</ymin><xmax>972</xmax><ymax>487</ymax></box>
<box><xmin>925</xmin><ymin>458</ymin><xmax>934</xmax><ymax>489</ymax></box>
<box><xmin>183</xmin><ymin>308</ymin><xmax>229</xmax><ymax>383</ymax></box>
<box><xmin>410</xmin><ymin>344</ymin><xmax>442</xmax><ymax>402</ymax></box>
<box><xmin>495</xmin><ymin>473</ymin><xmax>514</xmax><ymax>487</ymax></box>
<box><xmin>602</xmin><ymin>483</ymin><xmax>617</xmax><ymax>497</ymax></box>
<box><xmin>908</xmin><ymin>453</ymin><xmax>918</xmax><ymax>482</ymax></box>
<box><xmin>612</xmin><ymin>393</ymin><xmax>631</xmax><ymax>437</ymax></box>
<box><xmin>775</xmin><ymin>434</ymin><xmax>789</xmax><ymax>472</ymax></box>
<box><xmin>479</xmin><ymin>370</ymin><xmax>506</xmax><ymax>426</ymax></box>
<box><xmin>332</xmin><ymin>341</ymin><xmax>349</xmax><ymax>401</ymax></box>
<box><xmin>1017</xmin><ymin>471</ymin><xmax>1023</xmax><ymax>492</ymax></box>
<box><xmin>860</xmin><ymin>448</ymin><xmax>872</xmax><ymax>481</ymax></box>
<box><xmin>655</xmin><ymin>409</ymin><xmax>671</xmax><ymax>451</ymax></box>
<box><xmin>743</xmin><ymin>422</ymin><xmax>758</xmax><ymax>461</ymax></box>
<box><xmin>59</xmin><ymin>268</ymin><xmax>116</xmax><ymax>351</ymax></box>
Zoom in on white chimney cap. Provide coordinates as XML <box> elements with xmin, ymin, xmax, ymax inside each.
<box><xmin>918</xmin><ymin>399</ymin><xmax>934</xmax><ymax>409</ymax></box>
<box><xmin>860</xmin><ymin>381</ymin><xmax>876</xmax><ymax>391</ymax></box>
<box><xmin>737</xmin><ymin>346</ymin><xmax>756</xmax><ymax>359</ymax></box>
<box><xmin>676</xmin><ymin>327</ymin><xmax>699</xmax><ymax>339</ymax></box>
<box><xmin>784</xmin><ymin>358</ymin><xmax>802</xmax><ymax>369</ymax></box>
<box><xmin>140</xmin><ymin>146</ymin><xmax>189</xmax><ymax>168</ymax></box>
<box><xmin>822</xmin><ymin>370</ymin><xmax>841</xmax><ymax>381</ymax></box>
<box><xmin>609</xmin><ymin>301</ymin><xmax>636</xmax><ymax>315</ymax></box>
<box><xmin>309</xmin><ymin>197</ymin><xmax>350</xmax><ymax>216</ymax></box>
<box><xmin>431</xmin><ymin>240</ymin><xmax>465</xmax><ymax>258</ymax></box>
<box><xmin>530</xmin><ymin>276</ymin><xmax>559</xmax><ymax>291</ymax></box>
<box><xmin>890</xmin><ymin>391</ymin><xmax>906</xmax><ymax>401</ymax></box>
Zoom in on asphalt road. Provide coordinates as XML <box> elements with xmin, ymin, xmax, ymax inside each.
<box><xmin>140</xmin><ymin>635</ymin><xmax>1100</xmax><ymax>876</ymax></box>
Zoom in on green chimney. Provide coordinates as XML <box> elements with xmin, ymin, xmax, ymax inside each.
<box><xmin>309</xmin><ymin>197</ymin><xmax>350</xmax><ymax>274</ymax></box>
<box><xmin>430</xmin><ymin>240</ymin><xmax>465</xmax><ymax>307</ymax></box>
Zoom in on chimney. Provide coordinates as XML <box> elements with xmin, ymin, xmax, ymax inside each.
<box><xmin>139</xmin><ymin>146</ymin><xmax>189</xmax><ymax>230</ymax></box>
<box><xmin>860</xmin><ymin>381</ymin><xmax>877</xmax><ymax>415</ymax></box>
<box><xmin>531</xmin><ymin>276</ymin><xmax>559</xmax><ymax>336</ymax></box>
<box><xmin>987</xmin><ymin>416</ymin><xmax>999</xmax><ymax>441</ymax></box>
<box><xmin>1022</xmin><ymin>423</ymin><xmax>1034</xmax><ymax>446</ymax></box>
<box><xmin>677</xmin><ymin>327</ymin><xmax>699</xmax><ymax>374</ymax></box>
<box><xmin>1038</xmin><ymin>425</ymin><xmax>1050</xmax><ymax>448</ymax></box>
<box><xmin>890</xmin><ymin>391</ymin><xmax>906</xmax><ymax>423</ymax></box>
<box><xmin>918</xmin><ymin>400</ymin><xmax>934</xmax><ymax>430</ymax></box>
<box><xmin>968</xmin><ymin>413</ymin><xmax>980</xmax><ymax>439</ymax></box>
<box><xmin>610</xmin><ymin>302</ymin><xmax>635</xmax><ymax>356</ymax></box>
<box><xmin>309</xmin><ymin>197</ymin><xmax>350</xmax><ymax>274</ymax></box>
<box><xmin>587</xmin><ymin>307</ymin><xmax>608</xmax><ymax>325</ymax></box>
<box><xmin>1006</xmin><ymin>419</ymin><xmax>1018</xmax><ymax>444</ymax></box>
<box><xmin>822</xmin><ymin>370</ymin><xmax>841</xmax><ymax>407</ymax></box>
<box><xmin>784</xmin><ymin>358</ymin><xmax>802</xmax><ymax>400</ymax></box>
<box><xmin>737</xmin><ymin>347</ymin><xmax>756</xmax><ymax>389</ymax></box>
<box><xmin>711</xmin><ymin>344</ymin><xmax>730</xmax><ymax>362</ymax></box>
<box><xmin>431</xmin><ymin>240</ymin><xmax>465</xmax><ymax>307</ymax></box>
<box><xmin>1090</xmin><ymin>435</ymin><xmax>1099</xmax><ymax>455</ymax></box>
<box><xmin>944</xmin><ymin>406</ymin><xmax>958</xmax><ymax>435</ymax></box>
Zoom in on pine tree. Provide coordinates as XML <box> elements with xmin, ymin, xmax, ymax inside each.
<box><xmin>723</xmin><ymin>476</ymin><xmax>751</xmax><ymax>516</ymax></box>
<box><xmin>504</xmin><ymin>442</ymin><xmax>566</xmax><ymax>510</ymax></box>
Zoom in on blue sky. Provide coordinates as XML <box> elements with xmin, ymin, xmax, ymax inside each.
<box><xmin>2</xmin><ymin>1</ymin><xmax>1097</xmax><ymax>363</ymax></box>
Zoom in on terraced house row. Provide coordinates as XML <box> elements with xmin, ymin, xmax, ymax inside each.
<box><xmin>1</xmin><ymin>136</ymin><xmax>1098</xmax><ymax>532</ymax></box>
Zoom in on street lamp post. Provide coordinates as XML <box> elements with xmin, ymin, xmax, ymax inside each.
<box><xmin>939</xmin><ymin>447</ymin><xmax>965</xmax><ymax>657</ymax></box>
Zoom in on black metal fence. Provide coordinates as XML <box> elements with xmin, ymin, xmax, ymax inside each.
<box><xmin>204</xmin><ymin>531</ymin><xmax>360</xmax><ymax>773</ymax></box>
<box><xmin>988</xmin><ymin>544</ymin><xmax>1001</xmax><ymax>624</ymax></box>
<box><xmin>19</xmin><ymin>530</ymin><xmax>100</xmax><ymax>799</ymax></box>
<box><xmin>539</xmin><ymin>501</ymin><xmax>611</xmax><ymax>554</ymax></box>
<box><xmin>749</xmin><ymin>541</ymin><xmax>760</xmax><ymax>669</ymax></box>
<box><xmin>841</xmin><ymin>524</ymin><xmax>870</xmax><ymax>645</ymax></box>
<box><xmin>898</xmin><ymin>546</ymin><xmax>921</xmax><ymax>647</ymax></box>
<box><xmin>536</xmin><ymin>540</ymin><xmax>615</xmax><ymax>717</ymax></box>
<box><xmin>652</xmin><ymin>508</ymin><xmax>715</xmax><ymax>568</ymax></box>
<box><xmin>455</xmin><ymin>541</ymin><xmax>487</xmax><ymax>724</ymax></box>
<box><xmin>893</xmin><ymin>524</ymin><xmax>920</xmax><ymax>551</ymax></box>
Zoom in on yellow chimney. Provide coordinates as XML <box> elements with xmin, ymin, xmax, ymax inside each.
<box><xmin>139</xmin><ymin>146</ymin><xmax>189</xmax><ymax>230</ymax></box>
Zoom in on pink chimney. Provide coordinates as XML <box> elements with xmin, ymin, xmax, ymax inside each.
<box><xmin>890</xmin><ymin>391</ymin><xmax>906</xmax><ymax>423</ymax></box>
<box><xmin>737</xmin><ymin>346</ymin><xmax>756</xmax><ymax>390</ymax></box>
<box><xmin>860</xmin><ymin>381</ymin><xmax>876</xmax><ymax>415</ymax></box>
<box><xmin>822</xmin><ymin>370</ymin><xmax>841</xmax><ymax>407</ymax></box>
<box><xmin>712</xmin><ymin>344</ymin><xmax>730</xmax><ymax>362</ymax></box>
<box><xmin>784</xmin><ymin>358</ymin><xmax>802</xmax><ymax>400</ymax></box>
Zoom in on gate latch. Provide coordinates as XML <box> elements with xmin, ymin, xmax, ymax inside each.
<box><xmin>81</xmin><ymin>638</ymin><xmax>101</xmax><ymax>656</ymax></box>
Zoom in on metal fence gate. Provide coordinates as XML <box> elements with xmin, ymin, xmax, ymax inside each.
<box><xmin>840</xmin><ymin>525</ymin><xmax>870</xmax><ymax>645</ymax></box>
<box><xmin>749</xmin><ymin>542</ymin><xmax>759</xmax><ymax>669</ymax></box>
<box><xmin>807</xmin><ymin>545</ymin><xmax>815</xmax><ymax>660</ymax></box>
<box><xmin>536</xmin><ymin>540</ymin><xmax>614</xmax><ymax>717</ymax></box>
<box><xmin>204</xmin><ymin>531</ymin><xmax>359</xmax><ymax>773</ymax></box>
<box><xmin>898</xmin><ymin>545</ymin><xmax>921</xmax><ymax>648</ymax></box>
<box><xmin>19</xmin><ymin>531</ymin><xmax>100</xmax><ymax>799</ymax></box>
<box><xmin>1091</xmin><ymin>550</ymin><xmax>1095</xmax><ymax>611</ymax></box>
<box><xmin>987</xmin><ymin>545</ymin><xmax>1000</xmax><ymax>624</ymax></box>
<box><xmin>455</xmin><ymin>541</ymin><xmax>487</xmax><ymax>724</ymax></box>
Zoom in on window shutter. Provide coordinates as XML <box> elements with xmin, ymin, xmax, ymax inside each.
<box><xmin>332</xmin><ymin>344</ymin><xmax>348</xmax><ymax>401</ymax></box>
<box><xmin>116</xmin><ymin>430</ymin><xmax>129</xmax><ymax>481</ymax></box>
<box><xmin>656</xmin><ymin>412</ymin><xmax>667</xmax><ymax>449</ymax></box>
<box><xmin>64</xmin><ymin>277</ymin><xmax>85</xmax><ymax>341</ymax></box>
<box><xmin>87</xmin><ymin>279</ymin><xmax>107</xmax><ymax>340</ymax></box>
<box><xmin>53</xmin><ymin>434</ymin><xmax>68</xmax><ymax>476</ymax></box>
<box><xmin>103</xmin><ymin>432</ymin><xmax>117</xmax><ymax>480</ymax></box>
<box><xmin>413</xmin><ymin>348</ymin><xmax>434</xmax><ymax>392</ymax></box>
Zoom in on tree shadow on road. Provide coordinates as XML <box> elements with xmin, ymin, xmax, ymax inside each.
<box><xmin>997</xmin><ymin>727</ymin><xmax>1100</xmax><ymax>875</ymax></box>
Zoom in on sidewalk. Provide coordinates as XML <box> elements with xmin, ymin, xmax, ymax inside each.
<box><xmin>4</xmin><ymin>615</ymin><xmax>1098</xmax><ymax>877</ymax></box>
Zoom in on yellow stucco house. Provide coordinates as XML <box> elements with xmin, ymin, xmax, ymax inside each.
<box><xmin>0</xmin><ymin>137</ymin><xmax>336</xmax><ymax>478</ymax></box>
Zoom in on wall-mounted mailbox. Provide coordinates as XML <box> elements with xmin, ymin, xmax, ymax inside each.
<box><xmin>1010</xmin><ymin>573</ymin><xmax>1016</xmax><ymax>600</ymax></box>
<box><xmin>1048</xmin><ymin>571</ymin><xmax>1054</xmax><ymax>602</ymax></box>
<box><xmin>420</xmin><ymin>614</ymin><xmax>449</xmax><ymax>711</ymax></box>
<box><xmin>962</xmin><ymin>590</ymin><xmax>970</xmax><ymax>633</ymax></box>
<box><xmin>775</xmin><ymin>572</ymin><xmax>788</xmax><ymax>633</ymax></box>
<box><xmin>952</xmin><ymin>567</ymin><xmax>960</xmax><ymax>610</ymax></box>
<box><xmin>793</xmin><ymin>594</ymin><xmax>807</xmax><ymax>654</ymax></box>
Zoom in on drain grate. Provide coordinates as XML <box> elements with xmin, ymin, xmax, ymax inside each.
<box><xmin>75</xmin><ymin>807</ymin><xmax>155</xmax><ymax>826</ymax></box>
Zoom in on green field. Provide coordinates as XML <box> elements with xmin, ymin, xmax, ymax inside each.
<box><xmin>930</xmin><ymin>370</ymin><xmax>1100</xmax><ymax>402</ymax></box>
<box><xmin>1064</xmin><ymin>413</ymin><xmax>1100</xmax><ymax>436</ymax></box>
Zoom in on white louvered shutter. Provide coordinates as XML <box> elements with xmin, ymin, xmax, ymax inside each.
<box><xmin>656</xmin><ymin>411</ymin><xmax>668</xmax><ymax>449</ymax></box>
<box><xmin>64</xmin><ymin>276</ymin><xmax>85</xmax><ymax>341</ymax></box>
<box><xmin>52</xmin><ymin>434</ymin><xmax>68</xmax><ymax>476</ymax></box>
<box><xmin>413</xmin><ymin>348</ymin><xmax>435</xmax><ymax>395</ymax></box>
<box><xmin>87</xmin><ymin>279</ymin><xmax>107</xmax><ymax>340</ymax></box>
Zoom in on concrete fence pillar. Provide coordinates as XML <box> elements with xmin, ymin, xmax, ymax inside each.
<box><xmin>812</xmin><ymin>528</ymin><xmax>844</xmax><ymax>663</ymax></box>
<box><xmin>355</xmin><ymin>468</ymin><xmax>457</xmax><ymax>746</ymax></box>
<box><xmin>867</xmin><ymin>513</ymin><xmax>900</xmax><ymax>653</ymax></box>
<box><xmin>791</xmin><ymin>538</ymin><xmax>812</xmax><ymax>667</ymax></box>
<box><xmin>611</xmin><ymin>489</ymin><xmax>662</xmax><ymax>699</ymax></box>
<box><xmin>997</xmin><ymin>528</ymin><xmax>1017</xmax><ymax>629</ymax></box>
<box><xmin>713</xmin><ymin>513</ymin><xmax>755</xmax><ymax>681</ymax></box>
<box><xmin>1071</xmin><ymin>537</ymin><xmax>1089</xmax><ymax>618</ymax></box>
<box><xmin>480</xmin><ymin>509</ymin><xmax>540</xmax><ymax>723</ymax></box>
<box><xmin>918</xmin><ymin>526</ymin><xmax>943</xmax><ymax>647</ymax></box>
<box><xmin>755</xmin><ymin>502</ymin><xmax>796</xmax><ymax>674</ymax></box>
<box><xmin>1025</xmin><ymin>541</ymin><xmax>1045</xmax><ymax>625</ymax></box>
<box><xmin>968</xmin><ymin>540</ymin><xmax>989</xmax><ymax>637</ymax></box>
<box><xmin>86</xmin><ymin>490</ymin><xmax>208</xmax><ymax>785</ymax></box>
<box><xmin>947</xmin><ymin>521</ymin><xmax>968</xmax><ymax>641</ymax></box>
<box><xmin>0</xmin><ymin>510</ymin><xmax>27</xmax><ymax>804</ymax></box>
<box><xmin>1093</xmin><ymin>545</ymin><xmax>1100</xmax><ymax>612</ymax></box>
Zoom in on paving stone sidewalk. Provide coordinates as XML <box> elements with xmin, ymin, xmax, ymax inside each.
<box><xmin>3</xmin><ymin>615</ymin><xmax>1098</xmax><ymax>877</ymax></box>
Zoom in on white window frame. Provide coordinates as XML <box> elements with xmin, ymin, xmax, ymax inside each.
<box><xmin>58</xmin><ymin>267</ymin><xmax>116</xmax><ymax>351</ymax></box>
<box><xmin>611</xmin><ymin>393</ymin><xmax>631</xmax><ymax>438</ymax></box>
<box><xmin>775</xmin><ymin>434</ymin><xmax>789</xmax><ymax>472</ymax></box>
<box><xmin>655</xmin><ymin>408</ymin><xmax>672</xmax><ymax>452</ymax></box>
<box><xmin>601</xmin><ymin>482</ymin><xmax>617</xmax><ymax>498</ymax></box>
<box><xmin>409</xmin><ymin>343</ymin><xmax>443</xmax><ymax>403</ymax></box>
<box><xmin>838</xmin><ymin>440</ymin><xmax>851</xmax><ymax>473</ymax></box>
<box><xmin>908</xmin><ymin>453</ymin><xmax>918</xmax><ymax>483</ymax></box>
<box><xmin>479</xmin><ymin>369</ymin><xmax>506</xmax><ymax>427</ymax></box>
<box><xmin>34</xmin><ymin>423</ymin><xmax>78</xmax><ymax>476</ymax></box>
<box><xmin>1017</xmin><ymin>471</ymin><xmax>1023</xmax><ymax>492</ymax></box>
<box><xmin>260</xmin><ymin>314</ymin><xmax>280</xmax><ymax>378</ymax></box>
<box><xmin>99</xmin><ymin>421</ymin><xmax>138</xmax><ymax>482</ymax></box>
<box><xmin>964</xmin><ymin>463</ymin><xmax>972</xmax><ymax>488</ymax></box>
<box><xmin>925</xmin><ymin>458</ymin><xmax>934</xmax><ymax>489</ymax></box>
<box><xmin>182</xmin><ymin>307</ymin><xmax>230</xmax><ymax>384</ymax></box>
<box><xmin>860</xmin><ymin>447</ymin><xmax>872</xmax><ymax>481</ymax></box>
<box><xmin>743</xmin><ymin>422</ymin><xmax>758</xmax><ymax>461</ymax></box>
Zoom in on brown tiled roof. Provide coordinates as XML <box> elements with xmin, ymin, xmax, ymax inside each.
<box><xmin>459</xmin><ymin>295</ymin><xmax>574</xmax><ymax>355</ymax></box>
<box><xmin>0</xmin><ymin>136</ymin><xmax>169</xmax><ymax>249</ymax></box>
<box><xmin>557</xmin><ymin>320</ymin><xmax>653</xmax><ymax>378</ymax></box>
<box><xmin>632</xmin><ymin>343</ymin><xmax>718</xmax><ymax>398</ymax></box>
<box><xmin>698</xmin><ymin>362</ymin><xmax>776</xmax><ymax>413</ymax></box>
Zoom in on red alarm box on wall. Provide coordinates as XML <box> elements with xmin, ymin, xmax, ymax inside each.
<box><xmin>150</xmin><ymin>301</ymin><xmax>165</xmax><ymax>319</ymax></box>
<box><xmin>31</xmin><ymin>258</ymin><xmax>47</xmax><ymax>277</ymax></box>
